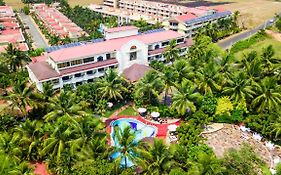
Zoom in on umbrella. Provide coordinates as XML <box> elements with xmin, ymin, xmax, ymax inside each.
<box><xmin>107</xmin><ymin>102</ymin><xmax>113</xmax><ymax>108</ymax></box>
<box><xmin>138</xmin><ymin>108</ymin><xmax>147</xmax><ymax>113</ymax></box>
<box><xmin>151</xmin><ymin>112</ymin><xmax>160</xmax><ymax>118</ymax></box>
<box><xmin>168</xmin><ymin>124</ymin><xmax>177</xmax><ymax>132</ymax></box>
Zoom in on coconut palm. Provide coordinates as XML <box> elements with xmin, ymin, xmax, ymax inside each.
<box><xmin>3</xmin><ymin>43</ymin><xmax>30</xmax><ymax>72</ymax></box>
<box><xmin>195</xmin><ymin>61</ymin><xmax>223</xmax><ymax>94</ymax></box>
<box><xmin>40</xmin><ymin>116</ymin><xmax>81</xmax><ymax>162</ymax></box>
<box><xmin>163</xmin><ymin>39</ymin><xmax>180</xmax><ymax>62</ymax></box>
<box><xmin>161</xmin><ymin>67</ymin><xmax>178</xmax><ymax>105</ymax></box>
<box><xmin>134</xmin><ymin>70</ymin><xmax>164</xmax><ymax>105</ymax></box>
<box><xmin>172</xmin><ymin>79</ymin><xmax>201</xmax><ymax>116</ymax></box>
<box><xmin>96</xmin><ymin>69</ymin><xmax>128</xmax><ymax>101</ymax></box>
<box><xmin>13</xmin><ymin>119</ymin><xmax>44</xmax><ymax>160</ymax></box>
<box><xmin>261</xmin><ymin>45</ymin><xmax>280</xmax><ymax>75</ymax></box>
<box><xmin>136</xmin><ymin>139</ymin><xmax>174</xmax><ymax>175</ymax></box>
<box><xmin>1</xmin><ymin>81</ymin><xmax>38</xmax><ymax>117</ymax></box>
<box><xmin>252</xmin><ymin>77</ymin><xmax>281</xmax><ymax>113</ymax></box>
<box><xmin>68</xmin><ymin>116</ymin><xmax>106</xmax><ymax>155</ymax></box>
<box><xmin>112</xmin><ymin>126</ymin><xmax>141</xmax><ymax>168</ymax></box>
<box><xmin>43</xmin><ymin>90</ymin><xmax>90</xmax><ymax>122</ymax></box>
<box><xmin>172</xmin><ymin>59</ymin><xmax>194</xmax><ymax>83</ymax></box>
<box><xmin>0</xmin><ymin>132</ymin><xmax>23</xmax><ymax>161</ymax></box>
<box><xmin>222</xmin><ymin>72</ymin><xmax>255</xmax><ymax>103</ymax></box>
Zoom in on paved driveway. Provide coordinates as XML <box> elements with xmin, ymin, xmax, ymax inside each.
<box><xmin>19</xmin><ymin>12</ymin><xmax>49</xmax><ymax>49</ymax></box>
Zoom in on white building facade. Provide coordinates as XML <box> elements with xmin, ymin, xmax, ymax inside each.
<box><xmin>26</xmin><ymin>26</ymin><xmax>192</xmax><ymax>92</ymax></box>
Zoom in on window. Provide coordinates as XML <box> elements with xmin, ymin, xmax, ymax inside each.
<box><xmin>83</xmin><ymin>57</ymin><xmax>95</xmax><ymax>63</ymax></box>
<box><xmin>177</xmin><ymin>38</ymin><xmax>184</xmax><ymax>43</ymax></box>
<box><xmin>51</xmin><ymin>79</ymin><xmax>59</xmax><ymax>85</ymax></box>
<box><xmin>130</xmin><ymin>52</ymin><xmax>137</xmax><ymax>61</ymax></box>
<box><xmin>97</xmin><ymin>56</ymin><xmax>103</xmax><ymax>62</ymax></box>
<box><xmin>98</xmin><ymin>68</ymin><xmax>105</xmax><ymax>73</ymax></box>
<box><xmin>106</xmin><ymin>53</ymin><xmax>111</xmax><ymax>59</ymax></box>
<box><xmin>162</xmin><ymin>41</ymin><xmax>169</xmax><ymax>47</ymax></box>
<box><xmin>154</xmin><ymin>44</ymin><xmax>160</xmax><ymax>49</ymax></box>
<box><xmin>57</xmin><ymin>62</ymin><xmax>70</xmax><ymax>69</ymax></box>
<box><xmin>71</xmin><ymin>59</ymin><xmax>82</xmax><ymax>66</ymax></box>
<box><xmin>74</xmin><ymin>73</ymin><xmax>82</xmax><ymax>78</ymax></box>
<box><xmin>62</xmin><ymin>76</ymin><xmax>71</xmax><ymax>82</ymax></box>
<box><xmin>87</xmin><ymin>70</ymin><xmax>96</xmax><ymax>75</ymax></box>
<box><xmin>87</xmin><ymin>79</ymin><xmax>94</xmax><ymax>83</ymax></box>
<box><xmin>76</xmin><ymin>82</ymin><xmax>83</xmax><ymax>86</ymax></box>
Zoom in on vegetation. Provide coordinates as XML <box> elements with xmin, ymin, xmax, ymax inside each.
<box><xmin>0</xmin><ymin>12</ymin><xmax>280</xmax><ymax>172</ymax></box>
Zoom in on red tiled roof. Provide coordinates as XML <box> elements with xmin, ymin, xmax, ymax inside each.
<box><xmin>105</xmin><ymin>26</ymin><xmax>138</xmax><ymax>33</ymax></box>
<box><xmin>27</xmin><ymin>61</ymin><xmax>60</xmax><ymax>81</ymax></box>
<box><xmin>122</xmin><ymin>63</ymin><xmax>151</xmax><ymax>82</ymax></box>
<box><xmin>175</xmin><ymin>13</ymin><xmax>197</xmax><ymax>22</ymax></box>
<box><xmin>60</xmin><ymin>58</ymin><xmax>118</xmax><ymax>75</ymax></box>
<box><xmin>0</xmin><ymin>29</ymin><xmax>24</xmax><ymax>43</ymax></box>
<box><xmin>49</xmin><ymin>30</ymin><xmax>184</xmax><ymax>62</ymax></box>
<box><xmin>27</xmin><ymin>59</ymin><xmax>118</xmax><ymax>81</ymax></box>
<box><xmin>0</xmin><ymin>43</ymin><xmax>28</xmax><ymax>53</ymax></box>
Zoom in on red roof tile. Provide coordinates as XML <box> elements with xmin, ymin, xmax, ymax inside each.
<box><xmin>27</xmin><ymin>61</ymin><xmax>60</xmax><ymax>81</ymax></box>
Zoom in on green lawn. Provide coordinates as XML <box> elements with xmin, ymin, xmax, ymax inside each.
<box><xmin>234</xmin><ymin>35</ymin><xmax>281</xmax><ymax>60</ymax></box>
<box><xmin>118</xmin><ymin>107</ymin><xmax>138</xmax><ymax>116</ymax></box>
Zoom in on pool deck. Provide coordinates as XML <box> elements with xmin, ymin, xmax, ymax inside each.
<box><xmin>105</xmin><ymin>116</ymin><xmax>181</xmax><ymax>142</ymax></box>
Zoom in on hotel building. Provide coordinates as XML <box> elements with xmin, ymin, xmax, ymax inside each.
<box><xmin>89</xmin><ymin>0</ymin><xmax>230</xmax><ymax>22</ymax></box>
<box><xmin>26</xmin><ymin>26</ymin><xmax>192</xmax><ymax>92</ymax></box>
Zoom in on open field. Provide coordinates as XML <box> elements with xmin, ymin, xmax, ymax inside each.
<box><xmin>178</xmin><ymin>0</ymin><xmax>281</xmax><ymax>29</ymax></box>
<box><xmin>68</xmin><ymin>0</ymin><xmax>102</xmax><ymax>7</ymax></box>
<box><xmin>234</xmin><ymin>34</ymin><xmax>281</xmax><ymax>59</ymax></box>
<box><xmin>4</xmin><ymin>0</ymin><xmax>24</xmax><ymax>10</ymax></box>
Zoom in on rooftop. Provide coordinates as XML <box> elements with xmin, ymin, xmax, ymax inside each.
<box><xmin>105</xmin><ymin>26</ymin><xmax>138</xmax><ymax>33</ymax></box>
<box><xmin>0</xmin><ymin>6</ymin><xmax>15</xmax><ymax>17</ymax></box>
<box><xmin>175</xmin><ymin>13</ymin><xmax>197</xmax><ymax>22</ymax></box>
<box><xmin>49</xmin><ymin>29</ymin><xmax>184</xmax><ymax>62</ymax></box>
<box><xmin>122</xmin><ymin>63</ymin><xmax>151</xmax><ymax>82</ymax></box>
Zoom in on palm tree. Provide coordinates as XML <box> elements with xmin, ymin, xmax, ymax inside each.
<box><xmin>40</xmin><ymin>116</ymin><xmax>81</xmax><ymax>162</ymax></box>
<box><xmin>195</xmin><ymin>61</ymin><xmax>223</xmax><ymax>94</ymax></box>
<box><xmin>134</xmin><ymin>70</ymin><xmax>164</xmax><ymax>105</ymax></box>
<box><xmin>96</xmin><ymin>69</ymin><xmax>128</xmax><ymax>101</ymax></box>
<box><xmin>172</xmin><ymin>59</ymin><xmax>194</xmax><ymax>83</ymax></box>
<box><xmin>0</xmin><ymin>132</ymin><xmax>23</xmax><ymax>161</ymax></box>
<box><xmin>69</xmin><ymin>116</ymin><xmax>106</xmax><ymax>155</ymax></box>
<box><xmin>136</xmin><ymin>139</ymin><xmax>174</xmax><ymax>175</ymax></box>
<box><xmin>112</xmin><ymin>126</ymin><xmax>141</xmax><ymax>168</ymax></box>
<box><xmin>1</xmin><ymin>81</ymin><xmax>38</xmax><ymax>117</ymax></box>
<box><xmin>13</xmin><ymin>119</ymin><xmax>44</xmax><ymax>160</ymax></box>
<box><xmin>172</xmin><ymin>79</ymin><xmax>201</xmax><ymax>116</ymax></box>
<box><xmin>43</xmin><ymin>90</ymin><xmax>90</xmax><ymax>122</ymax></box>
<box><xmin>163</xmin><ymin>39</ymin><xmax>180</xmax><ymax>62</ymax></box>
<box><xmin>261</xmin><ymin>45</ymin><xmax>280</xmax><ymax>75</ymax></box>
<box><xmin>3</xmin><ymin>43</ymin><xmax>30</xmax><ymax>72</ymax></box>
<box><xmin>252</xmin><ymin>77</ymin><xmax>281</xmax><ymax>113</ymax></box>
<box><xmin>222</xmin><ymin>72</ymin><xmax>255</xmax><ymax>103</ymax></box>
<box><xmin>161</xmin><ymin>67</ymin><xmax>178</xmax><ymax>105</ymax></box>
<box><xmin>195</xmin><ymin>152</ymin><xmax>225</xmax><ymax>175</ymax></box>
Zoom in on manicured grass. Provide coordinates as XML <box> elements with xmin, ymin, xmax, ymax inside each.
<box><xmin>68</xmin><ymin>0</ymin><xmax>102</xmax><ymax>7</ymax></box>
<box><xmin>4</xmin><ymin>0</ymin><xmax>24</xmax><ymax>10</ymax></box>
<box><xmin>234</xmin><ymin>35</ymin><xmax>281</xmax><ymax>60</ymax></box>
<box><xmin>118</xmin><ymin>107</ymin><xmax>138</xmax><ymax>116</ymax></box>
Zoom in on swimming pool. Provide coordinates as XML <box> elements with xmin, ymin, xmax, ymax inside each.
<box><xmin>110</xmin><ymin>118</ymin><xmax>157</xmax><ymax>167</ymax></box>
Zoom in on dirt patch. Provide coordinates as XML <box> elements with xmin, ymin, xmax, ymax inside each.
<box><xmin>266</xmin><ymin>30</ymin><xmax>281</xmax><ymax>42</ymax></box>
<box><xmin>203</xmin><ymin>124</ymin><xmax>280</xmax><ymax>168</ymax></box>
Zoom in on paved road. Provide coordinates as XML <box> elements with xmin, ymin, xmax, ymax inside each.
<box><xmin>218</xmin><ymin>13</ymin><xmax>281</xmax><ymax>49</ymax></box>
<box><xmin>19</xmin><ymin>12</ymin><xmax>49</xmax><ymax>49</ymax></box>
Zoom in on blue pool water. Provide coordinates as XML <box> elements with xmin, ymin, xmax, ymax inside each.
<box><xmin>110</xmin><ymin>118</ymin><xmax>157</xmax><ymax>167</ymax></box>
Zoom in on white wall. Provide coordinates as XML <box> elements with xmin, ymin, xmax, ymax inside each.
<box><xmin>105</xmin><ymin>28</ymin><xmax>138</xmax><ymax>40</ymax></box>
<box><xmin>117</xmin><ymin>39</ymin><xmax>148</xmax><ymax>73</ymax></box>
